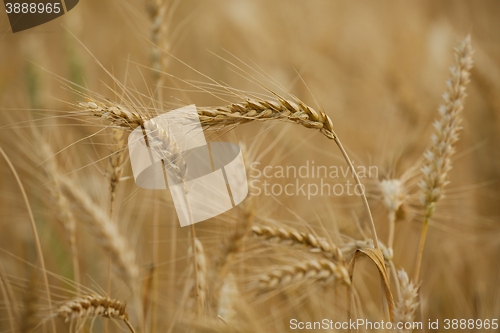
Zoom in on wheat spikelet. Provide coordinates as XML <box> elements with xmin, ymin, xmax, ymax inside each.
<box><xmin>57</xmin><ymin>294</ymin><xmax>135</xmax><ymax>333</ymax></box>
<box><xmin>414</xmin><ymin>36</ymin><xmax>474</xmax><ymax>282</ymax></box>
<box><xmin>81</xmin><ymin>100</ymin><xmax>144</xmax><ymax>130</ymax></box>
<box><xmin>379</xmin><ymin>179</ymin><xmax>407</xmax><ymax>250</ymax></box>
<box><xmin>198</xmin><ymin>98</ymin><xmax>337</xmax><ymax>139</ymax></box>
<box><xmin>143</xmin><ymin>117</ymin><xmax>188</xmax><ymax>186</ymax></box>
<box><xmin>57</xmin><ymin>175</ymin><xmax>140</xmax><ymax>288</ymax></box>
<box><xmin>419</xmin><ymin>36</ymin><xmax>474</xmax><ymax>215</ymax></box>
<box><xmin>187</xmin><ymin>238</ymin><xmax>207</xmax><ymax>315</ymax></box>
<box><xmin>392</xmin><ymin>269</ymin><xmax>419</xmax><ymax>333</ymax></box>
<box><xmin>251</xmin><ymin>225</ymin><xmax>343</xmax><ymax>260</ymax></box>
<box><xmin>258</xmin><ymin>258</ymin><xmax>350</xmax><ymax>290</ymax></box>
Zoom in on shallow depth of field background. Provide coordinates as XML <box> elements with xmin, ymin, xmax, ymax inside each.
<box><xmin>0</xmin><ymin>0</ymin><xmax>499</xmax><ymax>332</ymax></box>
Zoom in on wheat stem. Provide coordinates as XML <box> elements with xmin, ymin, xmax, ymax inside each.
<box><xmin>0</xmin><ymin>145</ymin><xmax>56</xmax><ymax>333</ymax></box>
<box><xmin>413</xmin><ymin>211</ymin><xmax>430</xmax><ymax>283</ymax></box>
<box><xmin>333</xmin><ymin>136</ymin><xmax>379</xmax><ymax>249</ymax></box>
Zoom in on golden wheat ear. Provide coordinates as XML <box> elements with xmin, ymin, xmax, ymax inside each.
<box><xmin>414</xmin><ymin>36</ymin><xmax>474</xmax><ymax>282</ymax></box>
<box><xmin>56</xmin><ymin>294</ymin><xmax>136</xmax><ymax>333</ymax></box>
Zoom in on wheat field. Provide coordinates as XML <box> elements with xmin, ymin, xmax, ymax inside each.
<box><xmin>0</xmin><ymin>1</ymin><xmax>499</xmax><ymax>332</ymax></box>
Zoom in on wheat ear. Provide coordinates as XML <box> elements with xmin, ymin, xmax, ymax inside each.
<box><xmin>188</xmin><ymin>238</ymin><xmax>207</xmax><ymax>315</ymax></box>
<box><xmin>82</xmin><ymin>96</ymin><xmax>380</xmax><ymax>248</ymax></box>
<box><xmin>57</xmin><ymin>294</ymin><xmax>135</xmax><ymax>333</ymax></box>
<box><xmin>414</xmin><ymin>36</ymin><xmax>474</xmax><ymax>282</ymax></box>
<box><xmin>57</xmin><ymin>175</ymin><xmax>140</xmax><ymax>288</ymax></box>
<box><xmin>251</xmin><ymin>225</ymin><xmax>343</xmax><ymax>260</ymax></box>
<box><xmin>258</xmin><ymin>259</ymin><xmax>350</xmax><ymax>290</ymax></box>
<box><xmin>392</xmin><ymin>269</ymin><xmax>419</xmax><ymax>333</ymax></box>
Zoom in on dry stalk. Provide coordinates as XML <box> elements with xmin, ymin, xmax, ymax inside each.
<box><xmin>57</xmin><ymin>294</ymin><xmax>135</xmax><ymax>333</ymax></box>
<box><xmin>0</xmin><ymin>145</ymin><xmax>56</xmax><ymax>333</ymax></box>
<box><xmin>414</xmin><ymin>36</ymin><xmax>474</xmax><ymax>282</ymax></box>
<box><xmin>251</xmin><ymin>225</ymin><xmax>343</xmax><ymax>260</ymax></box>
<box><xmin>107</xmin><ymin>128</ymin><xmax>128</xmax><ymax>216</ymax></box>
<box><xmin>258</xmin><ymin>258</ymin><xmax>350</xmax><ymax>290</ymax></box>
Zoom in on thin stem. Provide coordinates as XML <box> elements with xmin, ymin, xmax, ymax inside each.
<box><xmin>189</xmin><ymin>223</ymin><xmax>202</xmax><ymax>316</ymax></box>
<box><xmin>414</xmin><ymin>211</ymin><xmax>431</xmax><ymax>283</ymax></box>
<box><xmin>388</xmin><ymin>260</ymin><xmax>401</xmax><ymax>301</ymax></box>
<box><xmin>124</xmin><ymin>318</ymin><xmax>137</xmax><ymax>333</ymax></box>
<box><xmin>151</xmin><ymin>191</ymin><xmax>160</xmax><ymax>333</ymax></box>
<box><xmin>333</xmin><ymin>137</ymin><xmax>379</xmax><ymax>249</ymax></box>
<box><xmin>0</xmin><ymin>145</ymin><xmax>56</xmax><ymax>333</ymax></box>
<box><xmin>0</xmin><ymin>271</ymin><xmax>15</xmax><ymax>333</ymax></box>
<box><xmin>388</xmin><ymin>210</ymin><xmax>396</xmax><ymax>250</ymax></box>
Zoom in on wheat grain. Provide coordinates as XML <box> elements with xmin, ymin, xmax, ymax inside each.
<box><xmin>258</xmin><ymin>258</ymin><xmax>350</xmax><ymax>290</ymax></box>
<box><xmin>251</xmin><ymin>225</ymin><xmax>343</xmax><ymax>260</ymax></box>
<box><xmin>57</xmin><ymin>294</ymin><xmax>135</xmax><ymax>333</ymax></box>
<box><xmin>81</xmin><ymin>95</ymin><xmax>380</xmax><ymax>248</ymax></box>
<box><xmin>81</xmin><ymin>97</ymin><xmax>336</xmax><ymax>139</ymax></box>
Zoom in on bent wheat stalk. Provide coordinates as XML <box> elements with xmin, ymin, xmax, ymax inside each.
<box><xmin>81</xmin><ymin>96</ymin><xmax>380</xmax><ymax>248</ymax></box>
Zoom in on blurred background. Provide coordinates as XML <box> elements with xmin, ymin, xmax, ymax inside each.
<box><xmin>0</xmin><ymin>0</ymin><xmax>499</xmax><ymax>331</ymax></box>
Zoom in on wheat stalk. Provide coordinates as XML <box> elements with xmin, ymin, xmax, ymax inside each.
<box><xmin>251</xmin><ymin>225</ymin><xmax>343</xmax><ymax>260</ymax></box>
<box><xmin>414</xmin><ymin>36</ymin><xmax>474</xmax><ymax>282</ymax></box>
<box><xmin>57</xmin><ymin>294</ymin><xmax>135</xmax><ymax>333</ymax></box>
<box><xmin>379</xmin><ymin>179</ymin><xmax>405</xmax><ymax>250</ymax></box>
<box><xmin>258</xmin><ymin>258</ymin><xmax>350</xmax><ymax>290</ymax></box>
<box><xmin>107</xmin><ymin>128</ymin><xmax>128</xmax><ymax>216</ymax></box>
